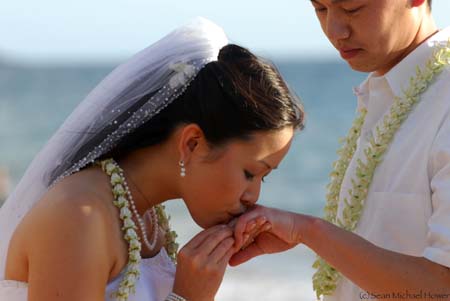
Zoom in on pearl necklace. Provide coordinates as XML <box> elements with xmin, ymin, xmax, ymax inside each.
<box><xmin>117</xmin><ymin>165</ymin><xmax>159</xmax><ymax>251</ymax></box>
<box><xmin>100</xmin><ymin>158</ymin><xmax>179</xmax><ymax>300</ymax></box>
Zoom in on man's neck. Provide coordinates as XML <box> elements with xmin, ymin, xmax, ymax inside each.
<box><xmin>374</xmin><ymin>17</ymin><xmax>438</xmax><ymax>76</ymax></box>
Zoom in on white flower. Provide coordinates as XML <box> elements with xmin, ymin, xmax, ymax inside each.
<box><xmin>120</xmin><ymin>207</ymin><xmax>132</xmax><ymax>220</ymax></box>
<box><xmin>117</xmin><ymin>285</ymin><xmax>130</xmax><ymax>297</ymax></box>
<box><xmin>114</xmin><ymin>196</ymin><xmax>128</xmax><ymax>208</ymax></box>
<box><xmin>113</xmin><ymin>184</ymin><xmax>125</xmax><ymax>196</ymax></box>
<box><xmin>129</xmin><ymin>239</ymin><xmax>141</xmax><ymax>250</ymax></box>
<box><xmin>122</xmin><ymin>273</ymin><xmax>137</xmax><ymax>288</ymax></box>
<box><xmin>168</xmin><ymin>62</ymin><xmax>196</xmax><ymax>89</ymax></box>
<box><xmin>111</xmin><ymin>173</ymin><xmax>122</xmax><ymax>185</ymax></box>
<box><xmin>125</xmin><ymin>228</ymin><xmax>138</xmax><ymax>240</ymax></box>
<box><xmin>122</xmin><ymin>218</ymin><xmax>136</xmax><ymax>229</ymax></box>
<box><xmin>127</xmin><ymin>262</ymin><xmax>141</xmax><ymax>273</ymax></box>
<box><xmin>106</xmin><ymin>162</ymin><xmax>117</xmax><ymax>175</ymax></box>
<box><xmin>129</xmin><ymin>249</ymin><xmax>141</xmax><ymax>261</ymax></box>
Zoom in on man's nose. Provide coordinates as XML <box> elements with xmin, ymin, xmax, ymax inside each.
<box><xmin>325</xmin><ymin>11</ymin><xmax>351</xmax><ymax>42</ymax></box>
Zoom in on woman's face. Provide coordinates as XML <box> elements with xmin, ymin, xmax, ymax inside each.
<box><xmin>180</xmin><ymin>127</ymin><xmax>294</xmax><ymax>229</ymax></box>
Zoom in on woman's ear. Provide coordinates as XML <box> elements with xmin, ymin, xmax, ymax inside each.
<box><xmin>177</xmin><ymin>124</ymin><xmax>209</xmax><ymax>164</ymax></box>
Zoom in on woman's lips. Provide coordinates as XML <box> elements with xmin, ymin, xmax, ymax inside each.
<box><xmin>339</xmin><ymin>48</ymin><xmax>362</xmax><ymax>60</ymax></box>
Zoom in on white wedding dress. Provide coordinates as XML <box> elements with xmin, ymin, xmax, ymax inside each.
<box><xmin>0</xmin><ymin>248</ymin><xmax>175</xmax><ymax>301</ymax></box>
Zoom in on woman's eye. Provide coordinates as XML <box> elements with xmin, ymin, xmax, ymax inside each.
<box><xmin>244</xmin><ymin>170</ymin><xmax>255</xmax><ymax>180</ymax></box>
<box><xmin>245</xmin><ymin>170</ymin><xmax>269</xmax><ymax>182</ymax></box>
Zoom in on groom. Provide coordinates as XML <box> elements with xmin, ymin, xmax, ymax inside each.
<box><xmin>231</xmin><ymin>0</ymin><xmax>450</xmax><ymax>300</ymax></box>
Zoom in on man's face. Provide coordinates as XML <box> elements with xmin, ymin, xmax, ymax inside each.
<box><xmin>311</xmin><ymin>0</ymin><xmax>424</xmax><ymax>74</ymax></box>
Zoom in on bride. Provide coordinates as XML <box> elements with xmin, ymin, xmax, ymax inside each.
<box><xmin>0</xmin><ymin>18</ymin><xmax>304</xmax><ymax>301</ymax></box>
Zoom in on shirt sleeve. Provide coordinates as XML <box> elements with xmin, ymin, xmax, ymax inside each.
<box><xmin>424</xmin><ymin>108</ymin><xmax>450</xmax><ymax>268</ymax></box>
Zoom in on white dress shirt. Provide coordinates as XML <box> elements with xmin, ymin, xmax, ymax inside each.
<box><xmin>326</xmin><ymin>27</ymin><xmax>450</xmax><ymax>301</ymax></box>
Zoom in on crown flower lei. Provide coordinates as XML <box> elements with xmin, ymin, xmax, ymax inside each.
<box><xmin>99</xmin><ymin>159</ymin><xmax>179</xmax><ymax>301</ymax></box>
<box><xmin>312</xmin><ymin>41</ymin><xmax>450</xmax><ymax>300</ymax></box>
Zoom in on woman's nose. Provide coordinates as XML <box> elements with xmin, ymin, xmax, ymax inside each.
<box><xmin>240</xmin><ymin>181</ymin><xmax>261</xmax><ymax>207</ymax></box>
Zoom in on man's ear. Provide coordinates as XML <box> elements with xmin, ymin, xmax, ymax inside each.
<box><xmin>410</xmin><ymin>0</ymin><xmax>427</xmax><ymax>8</ymax></box>
<box><xmin>177</xmin><ymin>123</ymin><xmax>209</xmax><ymax>164</ymax></box>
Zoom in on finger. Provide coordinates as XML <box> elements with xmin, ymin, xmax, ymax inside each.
<box><xmin>228</xmin><ymin>243</ymin><xmax>264</xmax><ymax>266</ymax></box>
<box><xmin>239</xmin><ymin>233</ymin><xmax>250</xmax><ymax>250</ymax></box>
<box><xmin>244</xmin><ymin>220</ymin><xmax>257</xmax><ymax>233</ymax></box>
<box><xmin>210</xmin><ymin>237</ymin><xmax>235</xmax><ymax>263</ymax></box>
<box><xmin>241</xmin><ymin>222</ymin><xmax>273</xmax><ymax>249</ymax></box>
<box><xmin>243</xmin><ymin>220</ymin><xmax>270</xmax><ymax>243</ymax></box>
<box><xmin>234</xmin><ymin>211</ymin><xmax>266</xmax><ymax>249</ymax></box>
<box><xmin>187</xmin><ymin>224</ymin><xmax>230</xmax><ymax>250</ymax></box>
<box><xmin>195</xmin><ymin>227</ymin><xmax>233</xmax><ymax>255</ymax></box>
<box><xmin>227</xmin><ymin>218</ymin><xmax>238</xmax><ymax>229</ymax></box>
<box><xmin>235</xmin><ymin>217</ymin><xmax>267</xmax><ymax>250</ymax></box>
<box><xmin>244</xmin><ymin>214</ymin><xmax>268</xmax><ymax>232</ymax></box>
<box><xmin>241</xmin><ymin>236</ymin><xmax>254</xmax><ymax>250</ymax></box>
<box><xmin>218</xmin><ymin>244</ymin><xmax>237</xmax><ymax>266</ymax></box>
<box><xmin>236</xmin><ymin>221</ymin><xmax>257</xmax><ymax>250</ymax></box>
<box><xmin>252</xmin><ymin>222</ymin><xmax>272</xmax><ymax>238</ymax></box>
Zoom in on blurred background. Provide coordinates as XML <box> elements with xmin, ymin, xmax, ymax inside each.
<box><xmin>1</xmin><ymin>1</ymin><xmax>449</xmax><ymax>300</ymax></box>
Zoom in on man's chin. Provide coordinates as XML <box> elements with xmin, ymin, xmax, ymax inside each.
<box><xmin>346</xmin><ymin>60</ymin><xmax>377</xmax><ymax>73</ymax></box>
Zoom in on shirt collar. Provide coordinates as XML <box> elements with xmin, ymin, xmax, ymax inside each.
<box><xmin>385</xmin><ymin>27</ymin><xmax>450</xmax><ymax>97</ymax></box>
<box><xmin>354</xmin><ymin>77</ymin><xmax>370</xmax><ymax>112</ymax></box>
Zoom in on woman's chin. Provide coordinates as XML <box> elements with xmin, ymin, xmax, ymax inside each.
<box><xmin>196</xmin><ymin>216</ymin><xmax>232</xmax><ymax>229</ymax></box>
<box><xmin>192</xmin><ymin>218</ymin><xmax>214</xmax><ymax>229</ymax></box>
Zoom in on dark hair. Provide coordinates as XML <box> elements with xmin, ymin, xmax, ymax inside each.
<box><xmin>102</xmin><ymin>44</ymin><xmax>305</xmax><ymax>159</ymax></box>
<box><xmin>428</xmin><ymin>0</ymin><xmax>432</xmax><ymax>9</ymax></box>
<box><xmin>48</xmin><ymin>44</ymin><xmax>305</xmax><ymax>184</ymax></box>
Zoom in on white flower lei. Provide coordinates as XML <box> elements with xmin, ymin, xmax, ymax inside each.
<box><xmin>312</xmin><ymin>42</ymin><xmax>450</xmax><ymax>300</ymax></box>
<box><xmin>99</xmin><ymin>159</ymin><xmax>179</xmax><ymax>301</ymax></box>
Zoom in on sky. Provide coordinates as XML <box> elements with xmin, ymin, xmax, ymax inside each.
<box><xmin>2</xmin><ymin>1</ymin><xmax>450</xmax><ymax>63</ymax></box>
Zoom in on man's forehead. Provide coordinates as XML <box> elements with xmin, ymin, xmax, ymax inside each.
<box><xmin>311</xmin><ymin>0</ymin><xmax>353</xmax><ymax>4</ymax></box>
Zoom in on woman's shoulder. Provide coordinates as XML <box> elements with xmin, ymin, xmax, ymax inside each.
<box><xmin>27</xmin><ymin>167</ymin><xmax>112</xmax><ymax>226</ymax></box>
<box><xmin>13</xmin><ymin>166</ymin><xmax>117</xmax><ymax>261</ymax></box>
<box><xmin>6</xmin><ymin>167</ymin><xmax>119</xmax><ymax>285</ymax></box>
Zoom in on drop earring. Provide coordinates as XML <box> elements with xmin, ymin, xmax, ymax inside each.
<box><xmin>179</xmin><ymin>160</ymin><xmax>186</xmax><ymax>177</ymax></box>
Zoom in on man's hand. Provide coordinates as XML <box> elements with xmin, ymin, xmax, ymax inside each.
<box><xmin>229</xmin><ymin>205</ymin><xmax>304</xmax><ymax>266</ymax></box>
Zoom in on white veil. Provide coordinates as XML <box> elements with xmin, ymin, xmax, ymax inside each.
<box><xmin>0</xmin><ymin>17</ymin><xmax>228</xmax><ymax>279</ymax></box>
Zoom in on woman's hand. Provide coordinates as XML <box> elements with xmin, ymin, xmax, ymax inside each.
<box><xmin>172</xmin><ymin>224</ymin><xmax>235</xmax><ymax>301</ymax></box>
<box><xmin>230</xmin><ymin>205</ymin><xmax>313</xmax><ymax>266</ymax></box>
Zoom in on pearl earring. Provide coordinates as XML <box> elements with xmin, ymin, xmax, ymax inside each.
<box><xmin>179</xmin><ymin>160</ymin><xmax>186</xmax><ymax>177</ymax></box>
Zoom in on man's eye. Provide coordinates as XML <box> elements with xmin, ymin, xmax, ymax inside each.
<box><xmin>315</xmin><ymin>7</ymin><xmax>327</xmax><ymax>13</ymax></box>
<box><xmin>244</xmin><ymin>170</ymin><xmax>255</xmax><ymax>180</ymax></box>
<box><xmin>345</xmin><ymin>6</ymin><xmax>363</xmax><ymax>14</ymax></box>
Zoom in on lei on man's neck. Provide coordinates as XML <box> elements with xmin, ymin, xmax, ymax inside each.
<box><xmin>312</xmin><ymin>41</ymin><xmax>450</xmax><ymax>300</ymax></box>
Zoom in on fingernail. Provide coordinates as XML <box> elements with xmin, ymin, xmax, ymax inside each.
<box><xmin>263</xmin><ymin>223</ymin><xmax>272</xmax><ymax>231</ymax></box>
<box><xmin>248</xmin><ymin>222</ymin><xmax>256</xmax><ymax>231</ymax></box>
<box><xmin>257</xmin><ymin>217</ymin><xmax>267</xmax><ymax>225</ymax></box>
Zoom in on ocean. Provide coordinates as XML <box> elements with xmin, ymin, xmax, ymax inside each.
<box><xmin>0</xmin><ymin>58</ymin><xmax>367</xmax><ymax>300</ymax></box>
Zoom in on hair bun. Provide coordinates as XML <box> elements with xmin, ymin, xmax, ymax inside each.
<box><xmin>218</xmin><ymin>44</ymin><xmax>256</xmax><ymax>62</ymax></box>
